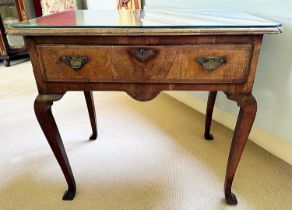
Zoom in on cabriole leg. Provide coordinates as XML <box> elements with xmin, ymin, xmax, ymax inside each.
<box><xmin>224</xmin><ymin>93</ymin><xmax>257</xmax><ymax>205</ymax></box>
<box><xmin>204</xmin><ymin>91</ymin><xmax>217</xmax><ymax>140</ymax></box>
<box><xmin>84</xmin><ymin>91</ymin><xmax>98</xmax><ymax>140</ymax></box>
<box><xmin>34</xmin><ymin>94</ymin><xmax>76</xmax><ymax>200</ymax></box>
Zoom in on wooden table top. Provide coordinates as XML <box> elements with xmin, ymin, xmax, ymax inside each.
<box><xmin>9</xmin><ymin>9</ymin><xmax>282</xmax><ymax>36</ymax></box>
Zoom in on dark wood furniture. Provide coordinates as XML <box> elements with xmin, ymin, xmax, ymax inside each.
<box><xmin>9</xmin><ymin>9</ymin><xmax>281</xmax><ymax>205</ymax></box>
<box><xmin>0</xmin><ymin>0</ymin><xmax>28</xmax><ymax>67</ymax></box>
<box><xmin>33</xmin><ymin>0</ymin><xmax>42</xmax><ymax>17</ymax></box>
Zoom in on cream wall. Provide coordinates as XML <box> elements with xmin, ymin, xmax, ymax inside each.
<box><xmin>145</xmin><ymin>0</ymin><xmax>292</xmax><ymax>146</ymax></box>
<box><xmin>85</xmin><ymin>0</ymin><xmax>116</xmax><ymax>9</ymax></box>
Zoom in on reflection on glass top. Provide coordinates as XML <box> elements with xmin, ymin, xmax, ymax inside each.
<box><xmin>11</xmin><ymin>9</ymin><xmax>281</xmax><ymax>29</ymax></box>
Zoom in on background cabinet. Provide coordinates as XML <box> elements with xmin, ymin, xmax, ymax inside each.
<box><xmin>0</xmin><ymin>0</ymin><xmax>28</xmax><ymax>67</ymax></box>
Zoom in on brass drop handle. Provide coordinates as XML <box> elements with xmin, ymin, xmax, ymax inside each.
<box><xmin>197</xmin><ymin>56</ymin><xmax>226</xmax><ymax>72</ymax></box>
<box><xmin>61</xmin><ymin>56</ymin><xmax>88</xmax><ymax>71</ymax></box>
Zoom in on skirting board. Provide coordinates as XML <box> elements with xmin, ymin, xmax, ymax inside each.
<box><xmin>165</xmin><ymin>92</ymin><xmax>292</xmax><ymax>165</ymax></box>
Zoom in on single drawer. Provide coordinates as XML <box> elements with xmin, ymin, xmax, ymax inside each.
<box><xmin>37</xmin><ymin>44</ymin><xmax>253</xmax><ymax>83</ymax></box>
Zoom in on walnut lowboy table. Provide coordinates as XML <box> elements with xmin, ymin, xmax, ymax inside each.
<box><xmin>10</xmin><ymin>9</ymin><xmax>281</xmax><ymax>205</ymax></box>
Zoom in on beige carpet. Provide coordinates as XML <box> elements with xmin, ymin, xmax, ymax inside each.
<box><xmin>0</xmin><ymin>61</ymin><xmax>292</xmax><ymax>210</ymax></box>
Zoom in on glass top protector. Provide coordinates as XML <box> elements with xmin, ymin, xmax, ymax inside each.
<box><xmin>11</xmin><ymin>9</ymin><xmax>282</xmax><ymax>29</ymax></box>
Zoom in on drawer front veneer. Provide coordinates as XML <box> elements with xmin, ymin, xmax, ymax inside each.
<box><xmin>37</xmin><ymin>44</ymin><xmax>253</xmax><ymax>84</ymax></box>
